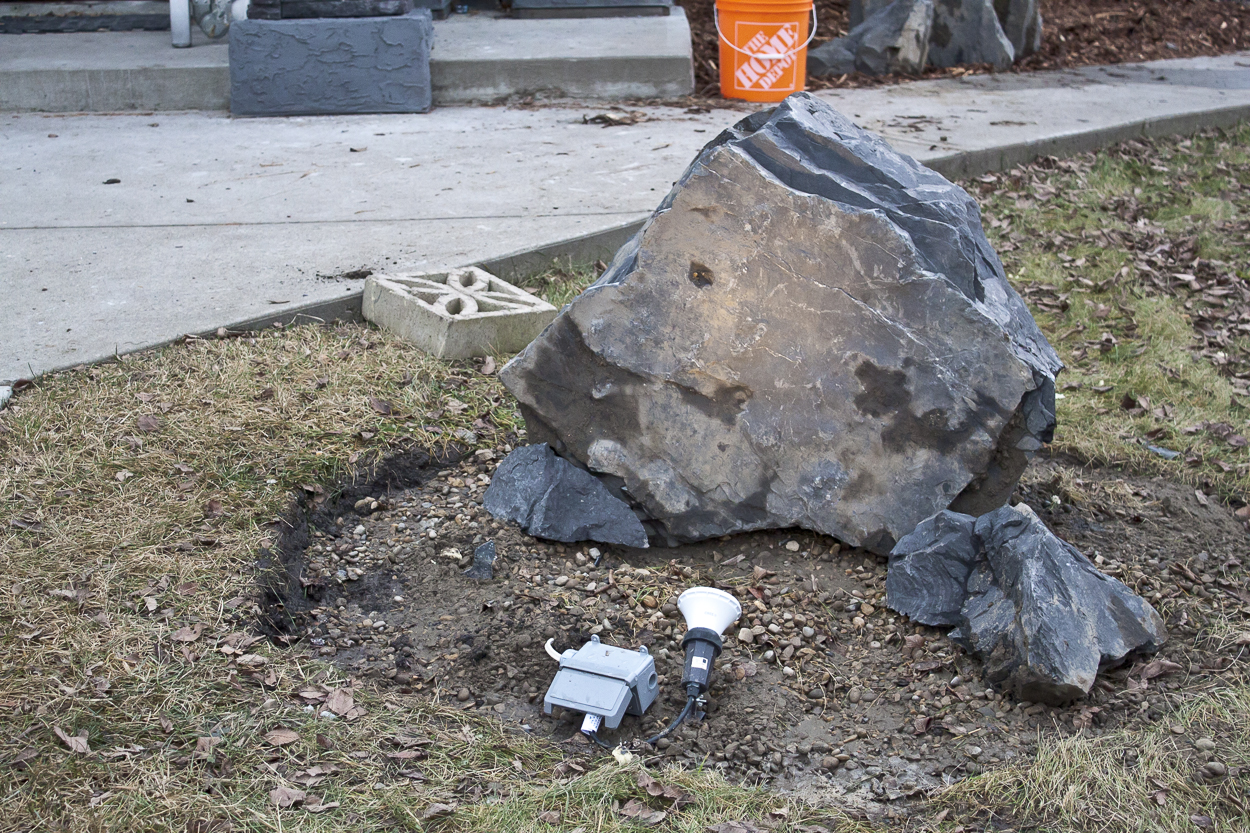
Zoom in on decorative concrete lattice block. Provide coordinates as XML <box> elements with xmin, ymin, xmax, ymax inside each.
<box><xmin>228</xmin><ymin>10</ymin><xmax>433</xmax><ymax>116</ymax></box>
<box><xmin>363</xmin><ymin>267</ymin><xmax>558</xmax><ymax>359</ymax></box>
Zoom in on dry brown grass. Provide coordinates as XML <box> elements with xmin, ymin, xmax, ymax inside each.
<box><xmin>0</xmin><ymin>321</ymin><xmax>865</xmax><ymax>832</ymax></box>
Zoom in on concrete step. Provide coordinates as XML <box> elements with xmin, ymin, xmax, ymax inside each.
<box><xmin>0</xmin><ymin>9</ymin><xmax>694</xmax><ymax>112</ymax></box>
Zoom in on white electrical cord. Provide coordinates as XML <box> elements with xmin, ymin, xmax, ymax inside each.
<box><xmin>544</xmin><ymin>638</ymin><xmax>562</xmax><ymax>662</ymax></box>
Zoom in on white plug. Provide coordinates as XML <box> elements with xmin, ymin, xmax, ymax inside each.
<box><xmin>580</xmin><ymin>712</ymin><xmax>602</xmax><ymax>735</ymax></box>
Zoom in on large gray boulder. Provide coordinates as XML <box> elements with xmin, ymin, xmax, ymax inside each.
<box><xmin>993</xmin><ymin>0</ymin><xmax>1041</xmax><ymax>59</ymax></box>
<box><xmin>499</xmin><ymin>94</ymin><xmax>1061</xmax><ymax>553</ymax></box>
<box><xmin>809</xmin><ymin>0</ymin><xmax>933</xmax><ymax>77</ymax></box>
<box><xmin>483</xmin><ymin>444</ymin><xmax>649</xmax><ymax>548</ymax></box>
<box><xmin>887</xmin><ymin>504</ymin><xmax>1166</xmax><ymax>704</ymax></box>
<box><xmin>928</xmin><ymin>0</ymin><xmax>1014</xmax><ymax>69</ymax></box>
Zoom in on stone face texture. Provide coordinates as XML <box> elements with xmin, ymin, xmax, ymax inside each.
<box><xmin>280</xmin><ymin>0</ymin><xmax>415</xmax><ymax>18</ymax></box>
<box><xmin>229</xmin><ymin>11</ymin><xmax>433</xmax><ymax>116</ymax></box>
<box><xmin>993</xmin><ymin>0</ymin><xmax>1041</xmax><ymax>59</ymax></box>
<box><xmin>848</xmin><ymin>0</ymin><xmax>892</xmax><ymax>29</ymax></box>
<box><xmin>928</xmin><ymin>0</ymin><xmax>1014</xmax><ymax>69</ymax></box>
<box><xmin>884</xmin><ymin>510</ymin><xmax>977</xmax><ymax>626</ymax></box>
<box><xmin>501</xmin><ymin>94</ymin><xmax>1062</xmax><ymax>553</ymax></box>
<box><xmin>888</xmin><ymin>504</ymin><xmax>1166</xmax><ymax>704</ymax></box>
<box><xmin>809</xmin><ymin>0</ymin><xmax>933</xmax><ymax>76</ymax></box>
<box><xmin>483</xmin><ymin>444</ymin><xmax>650</xmax><ymax>548</ymax></box>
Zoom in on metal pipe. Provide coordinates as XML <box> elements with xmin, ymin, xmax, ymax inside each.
<box><xmin>171</xmin><ymin>0</ymin><xmax>192</xmax><ymax>47</ymax></box>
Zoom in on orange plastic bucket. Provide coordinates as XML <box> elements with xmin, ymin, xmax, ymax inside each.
<box><xmin>715</xmin><ymin>0</ymin><xmax>815</xmax><ymax>102</ymax></box>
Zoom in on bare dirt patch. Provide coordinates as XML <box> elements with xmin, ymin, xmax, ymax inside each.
<box><xmin>263</xmin><ymin>446</ymin><xmax>1250</xmax><ymax>813</ymax></box>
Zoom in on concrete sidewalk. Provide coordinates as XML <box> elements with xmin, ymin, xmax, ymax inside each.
<box><xmin>3</xmin><ymin>52</ymin><xmax>1250</xmax><ymax>384</ymax></box>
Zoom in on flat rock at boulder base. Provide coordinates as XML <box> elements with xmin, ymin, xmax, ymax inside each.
<box><xmin>886</xmin><ymin>504</ymin><xmax>1166</xmax><ymax>704</ymax></box>
<box><xmin>808</xmin><ymin>0</ymin><xmax>934</xmax><ymax>77</ymax></box>
<box><xmin>483</xmin><ymin>443</ymin><xmax>649</xmax><ymax>548</ymax></box>
<box><xmin>499</xmin><ymin>93</ymin><xmax>1062</xmax><ymax>553</ymax></box>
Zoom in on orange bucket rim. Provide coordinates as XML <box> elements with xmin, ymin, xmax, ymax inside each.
<box><xmin>715</xmin><ymin>4</ymin><xmax>817</xmax><ymax>63</ymax></box>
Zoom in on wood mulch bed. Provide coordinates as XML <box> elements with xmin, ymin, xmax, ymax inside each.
<box><xmin>675</xmin><ymin>0</ymin><xmax>1250</xmax><ymax>97</ymax></box>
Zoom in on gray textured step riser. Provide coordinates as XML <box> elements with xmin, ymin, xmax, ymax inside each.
<box><xmin>1</xmin><ymin>60</ymin><xmax>697</xmax><ymax>110</ymax></box>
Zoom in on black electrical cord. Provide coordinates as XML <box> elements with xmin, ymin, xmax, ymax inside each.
<box><xmin>585</xmin><ymin>696</ymin><xmax>697</xmax><ymax>751</ymax></box>
<box><xmin>643</xmin><ymin>696</ymin><xmax>696</xmax><ymax>745</ymax></box>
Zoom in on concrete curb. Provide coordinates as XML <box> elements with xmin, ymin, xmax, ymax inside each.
<box><xmin>924</xmin><ymin>100</ymin><xmax>1250</xmax><ymax>179</ymax></box>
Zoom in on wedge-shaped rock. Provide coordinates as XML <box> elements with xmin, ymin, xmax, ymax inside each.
<box><xmin>928</xmin><ymin>0</ymin><xmax>1014</xmax><ymax>69</ymax></box>
<box><xmin>501</xmin><ymin>94</ymin><xmax>1061</xmax><ymax>552</ymax></box>
<box><xmin>887</xmin><ymin>504</ymin><xmax>1166</xmax><ymax>704</ymax></box>
<box><xmin>484</xmin><ymin>444</ymin><xmax>649</xmax><ymax>548</ymax></box>
<box><xmin>809</xmin><ymin>0</ymin><xmax>933</xmax><ymax>77</ymax></box>
<box><xmin>994</xmin><ymin>0</ymin><xmax>1041</xmax><ymax>59</ymax></box>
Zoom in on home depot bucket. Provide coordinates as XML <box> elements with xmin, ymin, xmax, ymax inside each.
<box><xmin>715</xmin><ymin>0</ymin><xmax>815</xmax><ymax>102</ymax></box>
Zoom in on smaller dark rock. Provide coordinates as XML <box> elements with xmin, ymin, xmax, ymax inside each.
<box><xmin>483</xmin><ymin>444</ymin><xmax>649</xmax><ymax>548</ymax></box>
<box><xmin>463</xmin><ymin>541</ymin><xmax>496</xmax><ymax>580</ymax></box>
<box><xmin>884</xmin><ymin>510</ymin><xmax>976</xmax><ymax>626</ymax></box>
<box><xmin>887</xmin><ymin>503</ymin><xmax>1166</xmax><ymax>705</ymax></box>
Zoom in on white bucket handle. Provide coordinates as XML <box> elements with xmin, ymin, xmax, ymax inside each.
<box><xmin>715</xmin><ymin>5</ymin><xmax>818</xmax><ymax>62</ymax></box>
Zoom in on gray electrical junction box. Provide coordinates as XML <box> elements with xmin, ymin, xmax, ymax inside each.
<box><xmin>543</xmin><ymin>635</ymin><xmax>658</xmax><ymax>728</ymax></box>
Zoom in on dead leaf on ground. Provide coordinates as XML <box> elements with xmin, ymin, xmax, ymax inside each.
<box><xmin>9</xmin><ymin>747</ymin><xmax>38</xmax><ymax>769</ymax></box>
<box><xmin>705</xmin><ymin>823</ymin><xmax>765</xmax><ymax>833</ymax></box>
<box><xmin>537</xmin><ymin>810</ymin><xmax>561</xmax><ymax>824</ymax></box>
<box><xmin>137</xmin><ymin>414</ymin><xmax>163</xmax><ymax>433</ymax></box>
<box><xmin>263</xmin><ymin>728</ymin><xmax>300</xmax><ymax>747</ymax></box>
<box><xmin>636</xmin><ymin>770</ymin><xmax>693</xmax><ymax>806</ymax></box>
<box><xmin>584</xmin><ymin>110</ymin><xmax>647</xmax><ymax>127</ymax></box>
<box><xmin>480</xmin><ymin>356</ymin><xmax>496</xmax><ymax>375</ymax></box>
<box><xmin>202</xmin><ymin>499</ymin><xmax>225</xmax><ymax>518</ymax></box>
<box><xmin>53</xmin><ymin>726</ymin><xmax>90</xmax><ymax>754</ymax></box>
<box><xmin>619</xmin><ymin>798</ymin><xmax>666</xmax><ymax>826</ymax></box>
<box><xmin>194</xmin><ymin>737</ymin><xmax>220</xmax><ymax>758</ymax></box>
<box><xmin>1138</xmin><ymin>658</ymin><xmax>1183</xmax><ymax>680</ymax></box>
<box><xmin>304</xmin><ymin>795</ymin><xmax>340</xmax><ymax>813</ymax></box>
<box><xmin>172</xmin><ymin>623</ymin><xmax>205</xmax><ymax>642</ymax></box>
<box><xmin>324</xmin><ymin>688</ymin><xmax>353</xmax><ymax>716</ymax></box>
<box><xmin>270</xmin><ymin>786</ymin><xmax>306</xmax><ymax>808</ymax></box>
<box><xmin>422</xmin><ymin>803</ymin><xmax>456</xmax><ymax>820</ymax></box>
<box><xmin>185</xmin><ymin>819</ymin><xmax>233</xmax><ymax>833</ymax></box>
<box><xmin>369</xmin><ymin>397</ymin><xmax>393</xmax><ymax>416</ymax></box>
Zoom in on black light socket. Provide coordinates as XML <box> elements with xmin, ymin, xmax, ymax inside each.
<box><xmin>680</xmin><ymin>626</ymin><xmax>724</xmax><ymax>697</ymax></box>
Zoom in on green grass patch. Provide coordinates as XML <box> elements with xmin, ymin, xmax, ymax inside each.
<box><xmin>976</xmin><ymin>125</ymin><xmax>1250</xmax><ymax>501</ymax></box>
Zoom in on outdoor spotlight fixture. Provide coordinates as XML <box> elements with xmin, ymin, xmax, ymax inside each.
<box><xmin>539</xmin><ymin>585</ymin><xmax>742</xmax><ymax>750</ymax></box>
<box><xmin>676</xmin><ymin>587</ymin><xmax>742</xmax><ymax>701</ymax></box>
